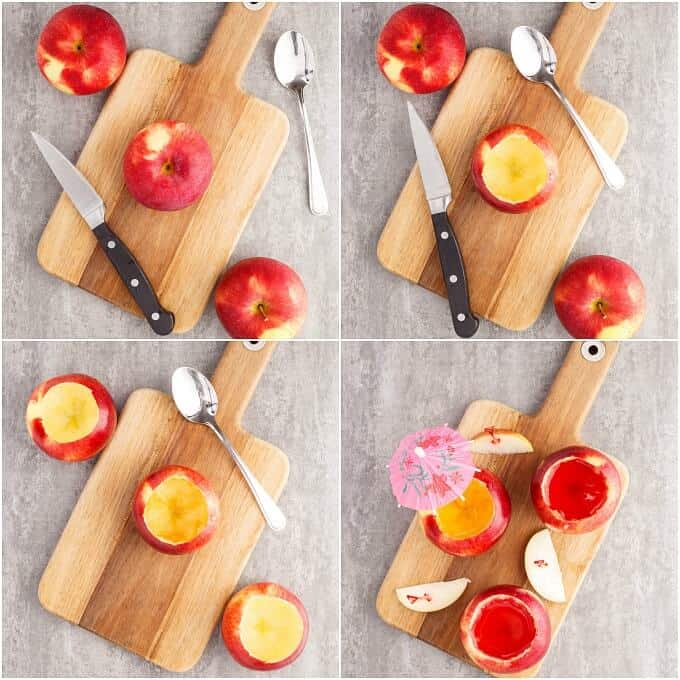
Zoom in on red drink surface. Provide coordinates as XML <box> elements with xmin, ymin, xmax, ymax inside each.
<box><xmin>548</xmin><ymin>458</ymin><xmax>608</xmax><ymax>520</ymax></box>
<box><xmin>472</xmin><ymin>600</ymin><xmax>536</xmax><ymax>660</ymax></box>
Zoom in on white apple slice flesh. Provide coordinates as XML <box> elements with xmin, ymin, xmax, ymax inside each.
<box><xmin>396</xmin><ymin>578</ymin><xmax>470</xmax><ymax>613</ymax></box>
<box><xmin>524</xmin><ymin>528</ymin><xmax>566</xmax><ymax>603</ymax></box>
<box><xmin>470</xmin><ymin>428</ymin><xmax>534</xmax><ymax>455</ymax></box>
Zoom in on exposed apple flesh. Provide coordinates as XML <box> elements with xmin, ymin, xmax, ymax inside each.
<box><xmin>460</xmin><ymin>585</ymin><xmax>551</xmax><ymax>674</ymax></box>
<box><xmin>471</xmin><ymin>124</ymin><xmax>558</xmax><ymax>213</ymax></box>
<box><xmin>396</xmin><ymin>578</ymin><xmax>470</xmax><ymax>612</ymax></box>
<box><xmin>420</xmin><ymin>469</ymin><xmax>511</xmax><ymax>556</ymax></box>
<box><xmin>524</xmin><ymin>529</ymin><xmax>566</xmax><ymax>603</ymax></box>
<box><xmin>470</xmin><ymin>427</ymin><xmax>533</xmax><ymax>455</ymax></box>
<box><xmin>132</xmin><ymin>465</ymin><xmax>220</xmax><ymax>554</ymax></box>
<box><xmin>222</xmin><ymin>582</ymin><xmax>309</xmax><ymax>671</ymax></box>
<box><xmin>26</xmin><ymin>373</ymin><xmax>117</xmax><ymax>461</ymax></box>
<box><xmin>531</xmin><ymin>446</ymin><xmax>622</xmax><ymax>534</ymax></box>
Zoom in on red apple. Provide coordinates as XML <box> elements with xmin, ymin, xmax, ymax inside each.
<box><xmin>420</xmin><ymin>469</ymin><xmax>511</xmax><ymax>556</ymax></box>
<box><xmin>376</xmin><ymin>4</ymin><xmax>466</xmax><ymax>94</ymax></box>
<box><xmin>132</xmin><ymin>465</ymin><xmax>220</xmax><ymax>554</ymax></box>
<box><xmin>222</xmin><ymin>582</ymin><xmax>309</xmax><ymax>671</ymax></box>
<box><xmin>36</xmin><ymin>4</ymin><xmax>126</xmax><ymax>95</ymax></box>
<box><xmin>26</xmin><ymin>373</ymin><xmax>117</xmax><ymax>462</ymax></box>
<box><xmin>123</xmin><ymin>120</ymin><xmax>213</xmax><ymax>211</ymax></box>
<box><xmin>460</xmin><ymin>584</ymin><xmax>551</xmax><ymax>674</ymax></box>
<box><xmin>214</xmin><ymin>257</ymin><xmax>308</xmax><ymax>339</ymax></box>
<box><xmin>553</xmin><ymin>255</ymin><xmax>645</xmax><ymax>339</ymax></box>
<box><xmin>531</xmin><ymin>446</ymin><xmax>622</xmax><ymax>534</ymax></box>
<box><xmin>471</xmin><ymin>124</ymin><xmax>558</xmax><ymax>213</ymax></box>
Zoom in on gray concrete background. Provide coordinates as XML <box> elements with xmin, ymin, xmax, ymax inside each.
<box><xmin>2</xmin><ymin>340</ymin><xmax>339</xmax><ymax>677</ymax></box>
<box><xmin>3</xmin><ymin>3</ymin><xmax>339</xmax><ymax>339</ymax></box>
<box><xmin>341</xmin><ymin>341</ymin><xmax>677</xmax><ymax>677</ymax></box>
<box><xmin>341</xmin><ymin>3</ymin><xmax>678</xmax><ymax>339</ymax></box>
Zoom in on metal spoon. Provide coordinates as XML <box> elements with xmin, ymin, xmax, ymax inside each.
<box><xmin>511</xmin><ymin>25</ymin><xmax>625</xmax><ymax>191</ymax></box>
<box><xmin>274</xmin><ymin>30</ymin><xmax>329</xmax><ymax>216</ymax></box>
<box><xmin>171</xmin><ymin>366</ymin><xmax>286</xmax><ymax>532</ymax></box>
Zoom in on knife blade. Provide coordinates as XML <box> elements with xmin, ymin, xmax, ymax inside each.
<box><xmin>32</xmin><ymin>132</ymin><xmax>174</xmax><ymax>336</ymax></box>
<box><xmin>406</xmin><ymin>102</ymin><xmax>478</xmax><ymax>338</ymax></box>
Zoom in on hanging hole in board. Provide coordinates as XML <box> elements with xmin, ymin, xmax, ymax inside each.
<box><xmin>582</xmin><ymin>1</ymin><xmax>604</xmax><ymax>10</ymax></box>
<box><xmin>243</xmin><ymin>1</ymin><xmax>266</xmax><ymax>11</ymax></box>
<box><xmin>243</xmin><ymin>340</ymin><xmax>266</xmax><ymax>351</ymax></box>
<box><xmin>581</xmin><ymin>341</ymin><xmax>606</xmax><ymax>362</ymax></box>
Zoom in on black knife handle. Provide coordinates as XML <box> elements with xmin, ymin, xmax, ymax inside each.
<box><xmin>92</xmin><ymin>223</ymin><xmax>174</xmax><ymax>336</ymax></box>
<box><xmin>431</xmin><ymin>211</ymin><xmax>479</xmax><ymax>338</ymax></box>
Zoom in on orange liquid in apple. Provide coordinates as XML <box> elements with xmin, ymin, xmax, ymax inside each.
<box><xmin>472</xmin><ymin>600</ymin><xmax>536</xmax><ymax>660</ymax></box>
<box><xmin>548</xmin><ymin>458</ymin><xmax>608</xmax><ymax>520</ymax></box>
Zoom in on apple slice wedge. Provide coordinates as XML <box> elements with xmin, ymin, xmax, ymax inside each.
<box><xmin>396</xmin><ymin>578</ymin><xmax>470</xmax><ymax>613</ymax></box>
<box><xmin>470</xmin><ymin>428</ymin><xmax>534</xmax><ymax>455</ymax></box>
<box><xmin>524</xmin><ymin>529</ymin><xmax>566</xmax><ymax>603</ymax></box>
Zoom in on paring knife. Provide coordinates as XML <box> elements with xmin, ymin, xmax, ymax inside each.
<box><xmin>32</xmin><ymin>133</ymin><xmax>174</xmax><ymax>335</ymax></box>
<box><xmin>406</xmin><ymin>102</ymin><xmax>479</xmax><ymax>338</ymax></box>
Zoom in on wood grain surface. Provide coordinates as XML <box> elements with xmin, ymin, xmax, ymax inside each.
<box><xmin>377</xmin><ymin>3</ymin><xmax>628</xmax><ymax>331</ymax></box>
<box><xmin>38</xmin><ymin>341</ymin><xmax>289</xmax><ymax>672</ymax></box>
<box><xmin>37</xmin><ymin>3</ymin><xmax>289</xmax><ymax>333</ymax></box>
<box><xmin>376</xmin><ymin>341</ymin><xmax>629</xmax><ymax>677</ymax></box>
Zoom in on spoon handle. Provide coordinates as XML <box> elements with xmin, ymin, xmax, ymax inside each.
<box><xmin>546</xmin><ymin>79</ymin><xmax>625</xmax><ymax>191</ymax></box>
<box><xmin>297</xmin><ymin>90</ymin><xmax>329</xmax><ymax>216</ymax></box>
<box><xmin>207</xmin><ymin>421</ymin><xmax>287</xmax><ymax>532</ymax></box>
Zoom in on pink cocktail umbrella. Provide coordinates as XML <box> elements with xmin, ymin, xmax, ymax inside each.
<box><xmin>389</xmin><ymin>424</ymin><xmax>477</xmax><ymax>510</ymax></box>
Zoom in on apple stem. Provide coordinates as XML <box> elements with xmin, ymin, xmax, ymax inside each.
<box><xmin>257</xmin><ymin>303</ymin><xmax>269</xmax><ymax>322</ymax></box>
<box><xmin>596</xmin><ymin>300</ymin><xmax>607</xmax><ymax>319</ymax></box>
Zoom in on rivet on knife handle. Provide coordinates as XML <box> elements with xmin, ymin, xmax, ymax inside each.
<box><xmin>92</xmin><ymin>223</ymin><xmax>174</xmax><ymax>335</ymax></box>
<box><xmin>432</xmin><ymin>212</ymin><xmax>479</xmax><ymax>338</ymax></box>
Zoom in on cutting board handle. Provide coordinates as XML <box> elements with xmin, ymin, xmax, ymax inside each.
<box><xmin>194</xmin><ymin>2</ymin><xmax>275</xmax><ymax>88</ymax></box>
<box><xmin>549</xmin><ymin>2</ymin><xmax>614</xmax><ymax>90</ymax></box>
<box><xmin>533</xmin><ymin>341</ymin><xmax>618</xmax><ymax>441</ymax></box>
<box><xmin>210</xmin><ymin>341</ymin><xmax>276</xmax><ymax>425</ymax></box>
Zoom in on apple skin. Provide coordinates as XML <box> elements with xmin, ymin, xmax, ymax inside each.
<box><xmin>531</xmin><ymin>446</ymin><xmax>622</xmax><ymax>534</ymax></box>
<box><xmin>222</xmin><ymin>582</ymin><xmax>309</xmax><ymax>671</ymax></box>
<box><xmin>123</xmin><ymin>120</ymin><xmax>213</xmax><ymax>211</ymax></box>
<box><xmin>215</xmin><ymin>257</ymin><xmax>308</xmax><ymax>339</ymax></box>
<box><xmin>376</xmin><ymin>4</ymin><xmax>466</xmax><ymax>94</ymax></box>
<box><xmin>132</xmin><ymin>465</ymin><xmax>220</xmax><ymax>555</ymax></box>
<box><xmin>554</xmin><ymin>255</ymin><xmax>645</xmax><ymax>339</ymax></box>
<box><xmin>36</xmin><ymin>5</ymin><xmax>127</xmax><ymax>95</ymax></box>
<box><xmin>471</xmin><ymin>124</ymin><xmax>558</xmax><ymax>213</ymax></box>
<box><xmin>460</xmin><ymin>584</ymin><xmax>551</xmax><ymax>674</ymax></box>
<box><xmin>26</xmin><ymin>373</ymin><xmax>117</xmax><ymax>462</ymax></box>
<box><xmin>420</xmin><ymin>468</ymin><xmax>511</xmax><ymax>556</ymax></box>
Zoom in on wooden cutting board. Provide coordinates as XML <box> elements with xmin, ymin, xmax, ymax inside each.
<box><xmin>38</xmin><ymin>341</ymin><xmax>289</xmax><ymax>672</ymax></box>
<box><xmin>377</xmin><ymin>341</ymin><xmax>629</xmax><ymax>677</ymax></box>
<box><xmin>377</xmin><ymin>3</ymin><xmax>628</xmax><ymax>331</ymax></box>
<box><xmin>37</xmin><ymin>3</ymin><xmax>288</xmax><ymax>333</ymax></box>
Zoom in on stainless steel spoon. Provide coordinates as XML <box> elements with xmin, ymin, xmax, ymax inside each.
<box><xmin>274</xmin><ymin>30</ymin><xmax>329</xmax><ymax>216</ymax></box>
<box><xmin>171</xmin><ymin>366</ymin><xmax>286</xmax><ymax>532</ymax></box>
<box><xmin>511</xmin><ymin>25</ymin><xmax>625</xmax><ymax>191</ymax></box>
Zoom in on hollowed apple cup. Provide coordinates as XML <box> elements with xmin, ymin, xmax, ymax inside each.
<box><xmin>36</xmin><ymin>4</ymin><xmax>127</xmax><ymax>95</ymax></box>
<box><xmin>215</xmin><ymin>257</ymin><xmax>308</xmax><ymax>339</ymax></box>
<box><xmin>376</xmin><ymin>4</ymin><xmax>466</xmax><ymax>94</ymax></box>
<box><xmin>471</xmin><ymin>124</ymin><xmax>558</xmax><ymax>213</ymax></box>
<box><xmin>531</xmin><ymin>446</ymin><xmax>622</xmax><ymax>534</ymax></box>
<box><xmin>420</xmin><ymin>469</ymin><xmax>511</xmax><ymax>556</ymax></box>
<box><xmin>123</xmin><ymin>120</ymin><xmax>213</xmax><ymax>211</ymax></box>
<box><xmin>460</xmin><ymin>585</ymin><xmax>551</xmax><ymax>674</ymax></box>
<box><xmin>554</xmin><ymin>255</ymin><xmax>645</xmax><ymax>339</ymax></box>
<box><xmin>26</xmin><ymin>373</ymin><xmax>117</xmax><ymax>461</ymax></box>
<box><xmin>222</xmin><ymin>582</ymin><xmax>309</xmax><ymax>671</ymax></box>
<box><xmin>132</xmin><ymin>465</ymin><xmax>220</xmax><ymax>554</ymax></box>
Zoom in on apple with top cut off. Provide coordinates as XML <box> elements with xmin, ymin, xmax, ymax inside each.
<box><xmin>222</xmin><ymin>582</ymin><xmax>309</xmax><ymax>671</ymax></box>
<box><xmin>36</xmin><ymin>5</ymin><xmax>127</xmax><ymax>95</ymax></box>
<box><xmin>132</xmin><ymin>465</ymin><xmax>220</xmax><ymax>554</ymax></box>
<box><xmin>420</xmin><ymin>468</ymin><xmax>511</xmax><ymax>556</ymax></box>
<box><xmin>215</xmin><ymin>257</ymin><xmax>308</xmax><ymax>339</ymax></box>
<box><xmin>376</xmin><ymin>4</ymin><xmax>466</xmax><ymax>94</ymax></box>
<box><xmin>553</xmin><ymin>255</ymin><xmax>645</xmax><ymax>339</ymax></box>
<box><xmin>531</xmin><ymin>446</ymin><xmax>622</xmax><ymax>534</ymax></box>
<box><xmin>471</xmin><ymin>124</ymin><xmax>558</xmax><ymax>213</ymax></box>
<box><xmin>26</xmin><ymin>373</ymin><xmax>117</xmax><ymax>461</ymax></box>
<box><xmin>460</xmin><ymin>584</ymin><xmax>551</xmax><ymax>674</ymax></box>
<box><xmin>123</xmin><ymin>120</ymin><xmax>213</xmax><ymax>211</ymax></box>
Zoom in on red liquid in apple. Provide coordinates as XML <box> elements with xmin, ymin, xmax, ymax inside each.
<box><xmin>548</xmin><ymin>458</ymin><xmax>607</xmax><ymax>520</ymax></box>
<box><xmin>472</xmin><ymin>600</ymin><xmax>536</xmax><ymax>660</ymax></box>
